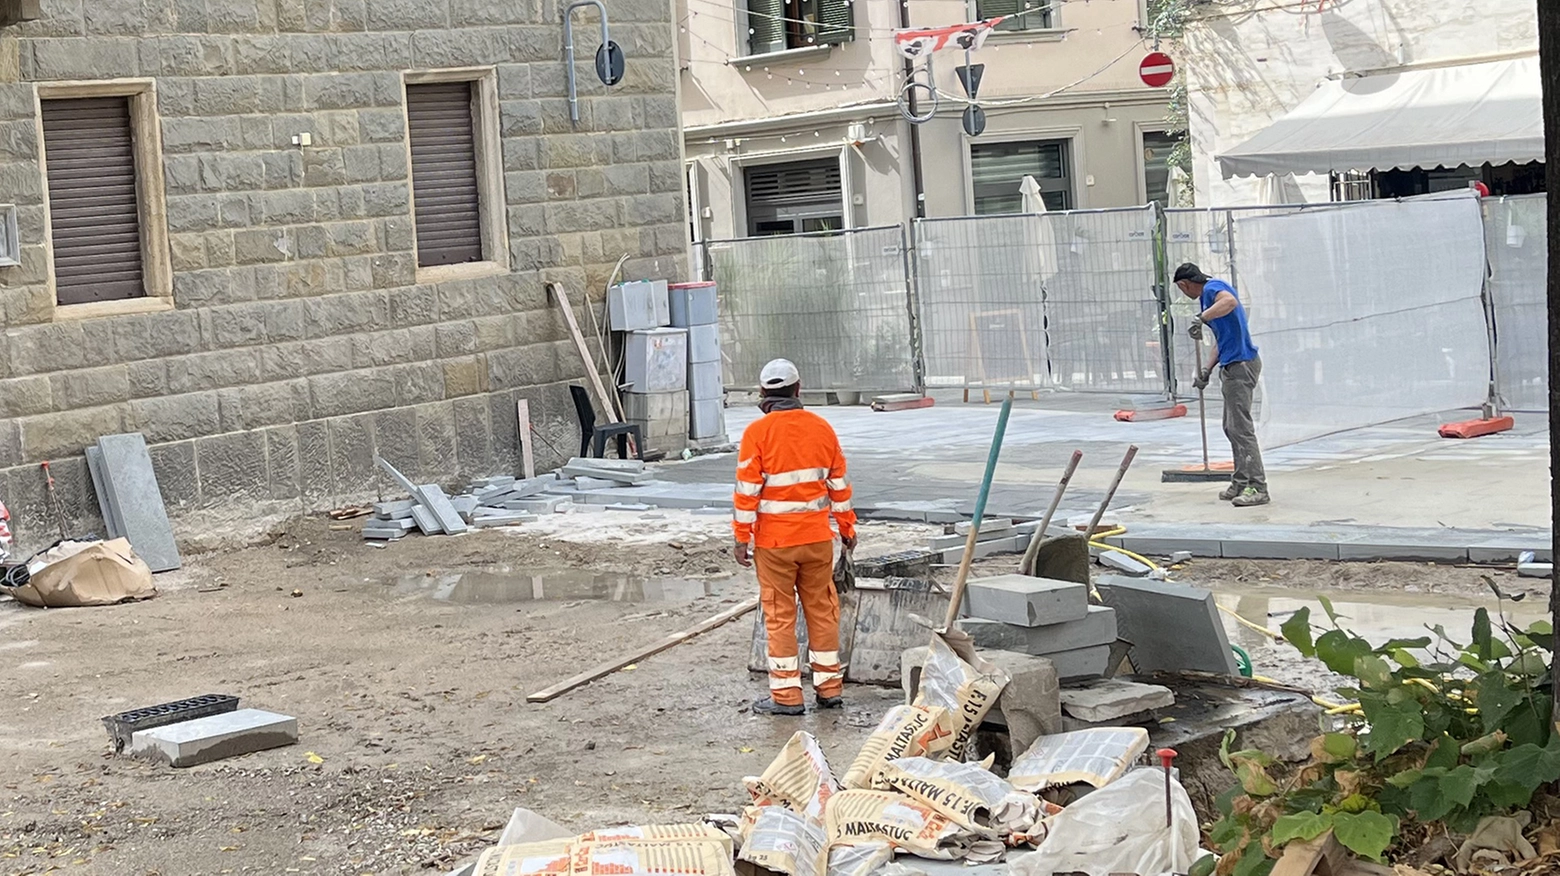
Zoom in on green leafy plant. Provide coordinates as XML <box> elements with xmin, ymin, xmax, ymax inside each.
<box><xmin>1208</xmin><ymin>595</ymin><xmax>1559</xmax><ymax>875</ymax></box>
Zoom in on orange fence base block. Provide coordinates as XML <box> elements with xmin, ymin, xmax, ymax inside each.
<box><xmin>1438</xmin><ymin>416</ymin><xmax>1514</xmax><ymax>439</ymax></box>
<box><xmin>1114</xmin><ymin>404</ymin><xmax>1188</xmax><ymax>422</ymax></box>
<box><xmin>871</xmin><ymin>394</ymin><xmax>935</xmax><ymax>412</ymax></box>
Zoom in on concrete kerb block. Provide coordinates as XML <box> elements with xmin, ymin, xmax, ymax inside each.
<box><xmin>1469</xmin><ymin>540</ymin><xmax>1552</xmax><ymax>564</ymax></box>
<box><xmin>1518</xmin><ymin>562</ymin><xmax>1552</xmax><ymax>579</ymax></box>
<box><xmin>374</xmin><ymin>499</ymin><xmax>415</xmax><ymax>519</ymax></box>
<box><xmin>362</xmin><ymin>526</ymin><xmax>407</xmax><ymax>540</ymax></box>
<box><xmin>129</xmin><ymin>709</ymin><xmax>299</xmax><ymax>767</ymax></box>
<box><xmin>941</xmin><ymin>535</ymin><xmax>1026</xmax><ymax>564</ymax></box>
<box><xmin>410</xmin><ymin>505</ymin><xmax>443</xmax><ymax>535</ymax></box>
<box><xmin>958</xmin><ymin>606</ymin><xmax>1117</xmax><ymax>655</ymax></box>
<box><xmin>1335</xmin><ymin>542</ymin><xmax>1469</xmax><ymax>563</ymax></box>
<box><xmin>902</xmin><ymin>646</ymin><xmax>1062</xmax><ymax>757</ymax></box>
<box><xmin>606</xmin><ymin>503</ymin><xmax>654</xmax><ymax>512</ymax></box>
<box><xmin>961</xmin><ymin>575</ymin><xmax>1088</xmax><ymax>627</ymax></box>
<box><xmin>1095</xmin><ymin>574</ymin><xmax>1239</xmax><ymax>676</ymax></box>
<box><xmin>1115</xmin><ymin>535</ymin><xmax>1223</xmax><ymax>558</ymax></box>
<box><xmin>1042</xmin><ymin>645</ymin><xmax>1111</xmax><ymax>680</ymax></box>
<box><xmin>415</xmin><ymin>484</ymin><xmax>469</xmax><ymax>534</ymax></box>
<box><xmin>471</xmin><ymin>511</ymin><xmax>535</xmax><ymax>527</ymax></box>
<box><xmin>504</xmin><ymin>496</ymin><xmax>570</xmax><ymax>513</ymax></box>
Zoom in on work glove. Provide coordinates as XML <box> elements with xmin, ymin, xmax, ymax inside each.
<box><xmin>1187</xmin><ymin>318</ymin><xmax>1205</xmax><ymax>341</ymax></box>
<box><xmin>1192</xmin><ymin>368</ymin><xmax>1211</xmax><ymax>391</ymax></box>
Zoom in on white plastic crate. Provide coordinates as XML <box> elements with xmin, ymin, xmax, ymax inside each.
<box><xmin>623</xmin><ymin>328</ymin><xmax>687</xmax><ymax>392</ymax></box>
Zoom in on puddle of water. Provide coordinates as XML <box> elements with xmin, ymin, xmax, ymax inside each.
<box><xmin>395</xmin><ymin>568</ymin><xmax>717</xmax><ymax>605</ymax></box>
<box><xmin>1216</xmin><ymin>585</ymin><xmax>1546</xmax><ymax>651</ymax></box>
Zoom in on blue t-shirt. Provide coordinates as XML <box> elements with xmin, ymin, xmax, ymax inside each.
<box><xmin>1200</xmin><ymin>279</ymin><xmax>1259</xmax><ymax>367</ymax></box>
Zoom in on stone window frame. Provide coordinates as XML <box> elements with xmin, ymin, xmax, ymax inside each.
<box><xmin>34</xmin><ymin>78</ymin><xmax>174</xmax><ymax>322</ymax></box>
<box><xmin>400</xmin><ymin>67</ymin><xmax>511</xmax><ymax>284</ymax></box>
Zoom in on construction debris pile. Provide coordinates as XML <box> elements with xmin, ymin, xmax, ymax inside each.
<box><xmin>362</xmin><ymin>456</ymin><xmax>734</xmax><ymax>541</ymax></box>
<box><xmin>453</xmin><ymin>632</ymin><xmax>1204</xmax><ymax>876</ymax></box>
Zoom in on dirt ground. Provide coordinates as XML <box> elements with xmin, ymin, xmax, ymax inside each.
<box><xmin>0</xmin><ymin>514</ymin><xmax>1542</xmax><ymax>875</ymax></box>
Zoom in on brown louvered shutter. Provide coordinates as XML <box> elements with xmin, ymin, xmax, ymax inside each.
<box><xmin>405</xmin><ymin>82</ymin><xmax>484</xmax><ymax>268</ymax></box>
<box><xmin>41</xmin><ymin>97</ymin><xmax>145</xmax><ymax>305</ymax></box>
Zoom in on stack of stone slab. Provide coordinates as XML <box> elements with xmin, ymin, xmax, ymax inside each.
<box><xmin>364</xmin><ymin>458</ymin><xmax>544</xmax><ymax>541</ymax></box>
<box><xmin>958</xmin><ymin>574</ymin><xmax>1117</xmax><ymax>680</ymax></box>
<box><xmin>670</xmin><ymin>281</ymin><xmax>728</xmax><ymax>446</ymax></box>
<box><xmin>85</xmin><ymin>432</ymin><xmax>181</xmax><ymax>572</ymax></box>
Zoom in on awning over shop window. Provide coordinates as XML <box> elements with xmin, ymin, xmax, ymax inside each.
<box><xmin>1217</xmin><ymin>56</ymin><xmax>1542</xmax><ymax>179</ymax></box>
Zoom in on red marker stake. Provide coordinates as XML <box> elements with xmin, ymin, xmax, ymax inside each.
<box><xmin>1156</xmin><ymin>747</ymin><xmax>1178</xmax><ymax>828</ymax></box>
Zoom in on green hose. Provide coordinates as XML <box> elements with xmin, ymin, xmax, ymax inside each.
<box><xmin>1231</xmin><ymin>644</ymin><xmax>1253</xmax><ymax>678</ymax></box>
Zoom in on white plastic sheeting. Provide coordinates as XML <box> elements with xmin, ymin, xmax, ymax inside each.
<box><xmin>1235</xmin><ymin>194</ymin><xmax>1491</xmax><ymax>446</ymax></box>
<box><xmin>1483</xmin><ymin>195</ymin><xmax>1548</xmax><ymax>412</ymax></box>
<box><xmin>914</xmin><ymin>207</ymin><xmax>1164</xmax><ymax>395</ymax></box>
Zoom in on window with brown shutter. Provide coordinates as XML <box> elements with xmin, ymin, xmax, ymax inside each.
<box><xmin>41</xmin><ymin>96</ymin><xmax>146</xmax><ymax>305</ymax></box>
<box><xmin>405</xmin><ymin>81</ymin><xmax>485</xmax><ymax>268</ymax></box>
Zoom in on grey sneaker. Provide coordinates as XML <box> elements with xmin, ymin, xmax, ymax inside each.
<box><xmin>1219</xmin><ymin>483</ymin><xmax>1242</xmax><ymax>501</ymax></box>
<box><xmin>752</xmin><ymin>697</ymin><xmax>805</xmax><ymax>716</ymax></box>
<box><xmin>1232</xmin><ymin>487</ymin><xmax>1270</xmax><ymax>507</ymax></box>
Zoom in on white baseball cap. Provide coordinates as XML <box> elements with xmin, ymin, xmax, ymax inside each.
<box><xmin>759</xmin><ymin>358</ymin><xmax>800</xmax><ymax>389</ymax></box>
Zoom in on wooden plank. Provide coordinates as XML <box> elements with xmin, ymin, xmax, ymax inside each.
<box><xmin>527</xmin><ymin>598</ymin><xmax>760</xmax><ymax>703</ymax></box>
<box><xmin>1272</xmin><ymin>832</ymin><xmax>1346</xmax><ymax>876</ymax></box>
<box><xmin>547</xmin><ymin>281</ymin><xmax>620</xmax><ymax>424</ymax></box>
<box><xmin>516</xmin><ymin>399</ymin><xmax>536</xmax><ymax>479</ymax></box>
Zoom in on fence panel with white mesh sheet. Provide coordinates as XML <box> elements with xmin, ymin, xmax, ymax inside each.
<box><xmin>702</xmin><ymin>227</ymin><xmax>918</xmax><ymax>394</ymax></box>
<box><xmin>1163</xmin><ymin>208</ymin><xmax>1236</xmax><ymax>396</ymax></box>
<box><xmin>1482</xmin><ymin>194</ymin><xmax>1547</xmax><ymax>412</ymax></box>
<box><xmin>1231</xmin><ymin>194</ymin><xmax>1491</xmax><ymax>447</ymax></box>
<box><xmin>914</xmin><ymin>206</ymin><xmax>1166</xmax><ymax>396</ymax></box>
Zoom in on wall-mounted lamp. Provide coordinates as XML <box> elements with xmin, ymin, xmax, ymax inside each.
<box><xmin>564</xmin><ymin>0</ymin><xmax>626</xmax><ymax>127</ymax></box>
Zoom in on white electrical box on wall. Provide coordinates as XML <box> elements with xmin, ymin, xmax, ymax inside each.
<box><xmin>0</xmin><ymin>205</ymin><xmax>17</xmax><ymax>267</ymax></box>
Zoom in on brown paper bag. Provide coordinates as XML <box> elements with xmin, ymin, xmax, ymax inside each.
<box><xmin>6</xmin><ymin>538</ymin><xmax>155</xmax><ymax>608</ymax></box>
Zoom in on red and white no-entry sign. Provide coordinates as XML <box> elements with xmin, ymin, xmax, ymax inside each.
<box><xmin>1139</xmin><ymin>51</ymin><xmax>1175</xmax><ymax>88</ymax></box>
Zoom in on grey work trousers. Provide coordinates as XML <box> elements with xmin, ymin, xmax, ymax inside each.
<box><xmin>1220</xmin><ymin>356</ymin><xmax>1266</xmax><ymax>490</ymax></box>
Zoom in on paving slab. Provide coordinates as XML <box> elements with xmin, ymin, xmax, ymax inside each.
<box><xmin>410</xmin><ymin>505</ymin><xmax>444</xmax><ymax>535</ymax></box>
<box><xmin>605</xmin><ymin>503</ymin><xmax>654</xmax><ymax>512</ymax></box>
<box><xmin>374</xmin><ymin>499</ymin><xmax>416</xmax><ymax>520</ymax></box>
<box><xmin>564</xmin><ymin>456</ymin><xmax>644</xmax><ymax>473</ymax></box>
<box><xmin>504</xmin><ymin>496</ymin><xmax>571</xmax><ymax>513</ymax></box>
<box><xmin>96</xmin><ymin>433</ymin><xmax>181</xmax><ymax>572</ymax></box>
<box><xmin>561</xmin><ymin>466</ymin><xmax>655</xmax><ymax>485</ymax></box>
<box><xmin>956</xmin><ymin>519</ymin><xmax>1014</xmax><ymax>537</ymax></box>
<box><xmin>1098</xmin><ymin>550</ymin><xmax>1151</xmax><ymax>576</ymax></box>
<box><xmin>959</xmin><ymin>606</ymin><xmax>1117</xmax><ymax>654</ymax></box>
<box><xmin>415</xmin><ymin>484</ymin><xmax>469</xmax><ymax>534</ymax></box>
<box><xmin>471</xmin><ymin>512</ymin><xmax>534</xmax><ymax>527</ymax></box>
<box><xmin>128</xmin><ymin>708</ymin><xmax>298</xmax><ymax>767</ymax></box>
<box><xmin>962</xmin><ymin>575</ymin><xmax>1088</xmax><ymax>627</ymax></box>
<box><xmin>1059</xmin><ymin>679</ymin><xmax>1174</xmax><ymax>723</ymax></box>
<box><xmin>1095</xmin><ymin>575</ymin><xmax>1238</xmax><ymax>675</ymax></box>
<box><xmin>85</xmin><ymin>445</ymin><xmax>124</xmax><ymax>539</ymax></box>
<box><xmin>451</xmin><ymin>496</ymin><xmax>480</xmax><ymax>517</ymax></box>
<box><xmin>362</xmin><ymin>526</ymin><xmax>407</xmax><ymax>540</ymax></box>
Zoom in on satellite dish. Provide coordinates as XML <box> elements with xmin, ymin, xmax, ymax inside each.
<box><xmin>596</xmin><ymin>40</ymin><xmax>625</xmax><ymax>86</ymax></box>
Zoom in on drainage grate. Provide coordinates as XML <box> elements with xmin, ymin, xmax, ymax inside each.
<box><xmin>102</xmin><ymin>694</ymin><xmax>240</xmax><ymax>753</ymax></box>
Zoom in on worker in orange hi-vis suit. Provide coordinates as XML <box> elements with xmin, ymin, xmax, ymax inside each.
<box><xmin>733</xmin><ymin>358</ymin><xmax>857</xmax><ymax>716</ymax></box>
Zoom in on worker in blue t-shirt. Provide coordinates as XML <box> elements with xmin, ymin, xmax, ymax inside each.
<box><xmin>1173</xmin><ymin>262</ymin><xmax>1268</xmax><ymax>507</ymax></box>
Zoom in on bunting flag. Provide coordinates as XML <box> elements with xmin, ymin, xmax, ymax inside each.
<box><xmin>893</xmin><ymin>18</ymin><xmax>1001</xmax><ymax>59</ymax></box>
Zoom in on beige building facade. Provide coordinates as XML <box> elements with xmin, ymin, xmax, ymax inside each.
<box><xmin>678</xmin><ymin>0</ymin><xmax>1174</xmax><ymax>242</ymax></box>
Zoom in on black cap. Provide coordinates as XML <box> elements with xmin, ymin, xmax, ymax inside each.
<box><xmin>1173</xmin><ymin>262</ymin><xmax>1208</xmax><ymax>283</ymax></box>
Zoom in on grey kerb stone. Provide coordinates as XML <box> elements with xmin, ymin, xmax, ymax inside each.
<box><xmin>961</xmin><ymin>575</ymin><xmax>1088</xmax><ymax>627</ymax></box>
<box><xmin>129</xmin><ymin>708</ymin><xmax>299</xmax><ymax>767</ymax></box>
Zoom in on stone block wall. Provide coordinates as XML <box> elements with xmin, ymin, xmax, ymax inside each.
<box><xmin>0</xmin><ymin>0</ymin><xmax>687</xmax><ymax>552</ymax></box>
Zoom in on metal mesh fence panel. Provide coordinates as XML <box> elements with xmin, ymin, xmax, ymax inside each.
<box><xmin>1483</xmin><ymin>194</ymin><xmax>1547</xmax><ymax>412</ymax></box>
<box><xmin>1163</xmin><ymin>209</ymin><xmax>1236</xmax><ymax>395</ymax></box>
<box><xmin>913</xmin><ymin>214</ymin><xmax>1051</xmax><ymax>393</ymax></box>
<box><xmin>914</xmin><ymin>206</ymin><xmax>1165</xmax><ymax>396</ymax></box>
<box><xmin>704</xmin><ymin>227</ymin><xmax>917</xmax><ymax>393</ymax></box>
<box><xmin>1231</xmin><ymin>195</ymin><xmax>1491</xmax><ymax>447</ymax></box>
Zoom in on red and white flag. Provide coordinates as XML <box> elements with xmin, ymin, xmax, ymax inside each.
<box><xmin>893</xmin><ymin>18</ymin><xmax>1000</xmax><ymax>59</ymax></box>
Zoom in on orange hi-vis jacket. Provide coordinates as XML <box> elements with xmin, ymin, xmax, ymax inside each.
<box><xmin>732</xmin><ymin>409</ymin><xmax>857</xmax><ymax>549</ymax></box>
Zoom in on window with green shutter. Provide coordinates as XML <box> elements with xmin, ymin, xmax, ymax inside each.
<box><xmin>974</xmin><ymin>0</ymin><xmax>1053</xmax><ymax>31</ymax></box>
<box><xmin>746</xmin><ymin>0</ymin><xmax>852</xmax><ymax>54</ymax></box>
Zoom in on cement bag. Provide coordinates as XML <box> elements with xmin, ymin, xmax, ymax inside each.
<box><xmin>872</xmin><ymin>757</ymin><xmax>1039</xmax><ymax>836</ymax></box>
<box><xmin>912</xmin><ymin>636</ymin><xmax>1008</xmax><ymax>762</ymax></box>
<box><xmin>840</xmin><ymin>705</ymin><xmax>955</xmax><ymax>790</ymax></box>
<box><xmin>738</xmin><ymin>806</ymin><xmax>826</xmax><ymax>876</ymax></box>
<box><xmin>745</xmin><ymin>732</ymin><xmax>840</xmax><ymax>819</ymax></box>
<box><xmin>825</xmin><ymin>790</ymin><xmax>969</xmax><ymax>860</ymax></box>
<box><xmin>573</xmin><ymin>840</ymin><xmax>737</xmax><ymax>876</ymax></box>
<box><xmin>824</xmin><ymin>842</ymin><xmax>893</xmax><ymax>876</ymax></box>
<box><xmin>1010</xmin><ymin>769</ymin><xmax>1198</xmax><ymax>876</ymax></box>
<box><xmin>474</xmin><ymin>839</ymin><xmax>574</xmax><ymax>876</ymax></box>
<box><xmin>577</xmin><ymin>824</ymin><xmax>734</xmax><ymax>857</ymax></box>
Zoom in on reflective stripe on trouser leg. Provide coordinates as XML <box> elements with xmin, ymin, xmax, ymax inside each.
<box><xmin>757</xmin><ymin>545</ymin><xmax>805</xmax><ymax>706</ymax></box>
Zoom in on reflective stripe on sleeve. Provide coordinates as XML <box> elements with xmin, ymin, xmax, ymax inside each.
<box><xmin>734</xmin><ymin>481</ymin><xmax>762</xmax><ymax>496</ymax></box>
<box><xmin>826</xmin><ymin>477</ymin><xmax>850</xmax><ymax>491</ymax></box>
<box><xmin>734</xmin><ymin>509</ymin><xmax>758</xmax><ymax>523</ymax></box>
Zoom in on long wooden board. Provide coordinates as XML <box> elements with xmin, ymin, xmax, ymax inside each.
<box><xmin>526</xmin><ymin>598</ymin><xmax>760</xmax><ymax>703</ymax></box>
<box><xmin>547</xmin><ymin>281</ymin><xmax>621</xmax><ymax>424</ymax></box>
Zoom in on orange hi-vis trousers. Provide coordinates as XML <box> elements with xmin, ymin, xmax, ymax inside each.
<box><xmin>757</xmin><ymin>540</ymin><xmax>843</xmax><ymax>707</ymax></box>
